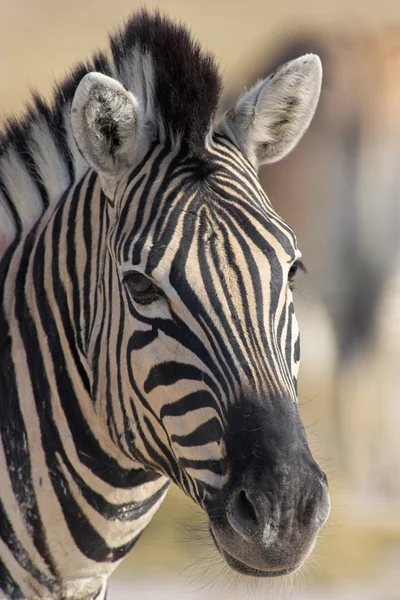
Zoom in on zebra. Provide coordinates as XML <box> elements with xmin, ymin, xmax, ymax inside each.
<box><xmin>0</xmin><ymin>10</ymin><xmax>330</xmax><ymax>600</ymax></box>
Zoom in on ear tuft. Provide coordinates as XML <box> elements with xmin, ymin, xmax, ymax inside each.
<box><xmin>71</xmin><ymin>72</ymin><xmax>140</xmax><ymax>195</ymax></box>
<box><xmin>220</xmin><ymin>54</ymin><xmax>322</xmax><ymax>168</ymax></box>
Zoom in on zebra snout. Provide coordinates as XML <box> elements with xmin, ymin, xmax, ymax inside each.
<box><xmin>209</xmin><ymin>466</ymin><xmax>330</xmax><ymax>577</ymax></box>
<box><xmin>226</xmin><ymin>472</ymin><xmax>330</xmax><ymax>540</ymax></box>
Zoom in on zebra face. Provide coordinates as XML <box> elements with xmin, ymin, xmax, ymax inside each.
<box><xmin>72</xmin><ymin>46</ymin><xmax>329</xmax><ymax>577</ymax></box>
<box><xmin>108</xmin><ymin>137</ymin><xmax>330</xmax><ymax>577</ymax></box>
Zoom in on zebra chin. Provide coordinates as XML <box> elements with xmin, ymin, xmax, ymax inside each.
<box><xmin>210</xmin><ymin>534</ymin><xmax>311</xmax><ymax>578</ymax></box>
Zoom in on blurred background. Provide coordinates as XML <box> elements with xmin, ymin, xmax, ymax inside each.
<box><xmin>1</xmin><ymin>1</ymin><xmax>400</xmax><ymax>598</ymax></box>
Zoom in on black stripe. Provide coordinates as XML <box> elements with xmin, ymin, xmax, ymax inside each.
<box><xmin>178</xmin><ymin>456</ymin><xmax>226</xmax><ymax>474</ymax></box>
<box><xmin>144</xmin><ymin>362</ymin><xmax>217</xmax><ymax>395</ymax></box>
<box><xmin>104</xmin><ymin>260</ymin><xmax>119</xmax><ymax>444</ymax></box>
<box><xmin>171</xmin><ymin>417</ymin><xmax>223</xmax><ymax>447</ymax></box>
<box><xmin>128</xmin><ymin>327</ymin><xmax>158</xmax><ymax>351</ymax></box>
<box><xmin>0</xmin><ymin>498</ymin><xmax>57</xmax><ymax>593</ymax></box>
<box><xmin>81</xmin><ymin>171</ymin><xmax>97</xmax><ymax>351</ymax></box>
<box><xmin>294</xmin><ymin>334</ymin><xmax>300</xmax><ymax>363</ymax></box>
<box><xmin>285</xmin><ymin>302</ymin><xmax>294</xmax><ymax>370</ymax></box>
<box><xmin>0</xmin><ymin>560</ymin><xmax>25</xmax><ymax>600</ymax></box>
<box><xmin>160</xmin><ymin>391</ymin><xmax>219</xmax><ymax>419</ymax></box>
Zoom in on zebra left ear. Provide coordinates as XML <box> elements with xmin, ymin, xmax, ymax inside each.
<box><xmin>220</xmin><ymin>54</ymin><xmax>322</xmax><ymax>169</ymax></box>
<box><xmin>71</xmin><ymin>72</ymin><xmax>140</xmax><ymax>198</ymax></box>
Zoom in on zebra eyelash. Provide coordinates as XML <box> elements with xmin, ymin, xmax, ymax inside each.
<box><xmin>288</xmin><ymin>259</ymin><xmax>307</xmax><ymax>291</ymax></box>
<box><xmin>295</xmin><ymin>259</ymin><xmax>307</xmax><ymax>274</ymax></box>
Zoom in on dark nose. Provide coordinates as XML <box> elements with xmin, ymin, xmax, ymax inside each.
<box><xmin>226</xmin><ymin>474</ymin><xmax>330</xmax><ymax>540</ymax></box>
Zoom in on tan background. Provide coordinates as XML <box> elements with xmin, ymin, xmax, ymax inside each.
<box><xmin>2</xmin><ymin>0</ymin><xmax>400</xmax><ymax>118</ymax></box>
<box><xmin>1</xmin><ymin>1</ymin><xmax>400</xmax><ymax>599</ymax></box>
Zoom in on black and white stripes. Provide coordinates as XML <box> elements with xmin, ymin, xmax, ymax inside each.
<box><xmin>0</xmin><ymin>10</ymin><xmax>326</xmax><ymax>598</ymax></box>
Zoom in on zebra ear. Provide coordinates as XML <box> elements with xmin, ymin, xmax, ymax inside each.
<box><xmin>220</xmin><ymin>54</ymin><xmax>322</xmax><ymax>169</ymax></box>
<box><xmin>71</xmin><ymin>72</ymin><xmax>140</xmax><ymax>198</ymax></box>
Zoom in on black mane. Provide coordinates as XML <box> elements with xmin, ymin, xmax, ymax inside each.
<box><xmin>112</xmin><ymin>11</ymin><xmax>222</xmax><ymax>153</ymax></box>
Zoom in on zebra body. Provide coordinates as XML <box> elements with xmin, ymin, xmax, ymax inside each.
<box><xmin>0</xmin><ymin>11</ymin><xmax>329</xmax><ymax>599</ymax></box>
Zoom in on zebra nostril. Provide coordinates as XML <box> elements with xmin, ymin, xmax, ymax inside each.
<box><xmin>237</xmin><ymin>489</ymin><xmax>258</xmax><ymax>525</ymax></box>
<box><xmin>227</xmin><ymin>487</ymin><xmax>260</xmax><ymax>538</ymax></box>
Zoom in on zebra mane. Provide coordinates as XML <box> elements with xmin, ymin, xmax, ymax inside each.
<box><xmin>0</xmin><ymin>10</ymin><xmax>222</xmax><ymax>254</ymax></box>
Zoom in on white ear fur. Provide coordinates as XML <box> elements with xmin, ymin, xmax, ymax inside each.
<box><xmin>71</xmin><ymin>72</ymin><xmax>140</xmax><ymax>198</ymax></box>
<box><xmin>220</xmin><ymin>54</ymin><xmax>322</xmax><ymax>169</ymax></box>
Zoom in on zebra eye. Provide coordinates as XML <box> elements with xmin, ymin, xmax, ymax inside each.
<box><xmin>123</xmin><ymin>272</ymin><xmax>160</xmax><ymax>305</ymax></box>
<box><xmin>288</xmin><ymin>260</ymin><xmax>306</xmax><ymax>289</ymax></box>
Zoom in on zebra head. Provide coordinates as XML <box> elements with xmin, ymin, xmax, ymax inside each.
<box><xmin>71</xmin><ymin>13</ymin><xmax>329</xmax><ymax>578</ymax></box>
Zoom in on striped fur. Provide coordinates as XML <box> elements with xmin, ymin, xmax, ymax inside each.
<box><xmin>0</xmin><ymin>11</ymin><xmax>326</xmax><ymax>599</ymax></box>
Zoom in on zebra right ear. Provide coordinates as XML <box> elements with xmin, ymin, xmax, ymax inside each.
<box><xmin>219</xmin><ymin>55</ymin><xmax>322</xmax><ymax>169</ymax></box>
<box><xmin>71</xmin><ymin>72</ymin><xmax>140</xmax><ymax>198</ymax></box>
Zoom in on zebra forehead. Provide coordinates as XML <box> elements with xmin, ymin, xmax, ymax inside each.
<box><xmin>113</xmin><ymin>152</ymin><xmax>298</xmax><ymax>265</ymax></box>
<box><xmin>118</xmin><ymin>200</ymin><xmax>298</xmax><ymax>272</ymax></box>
